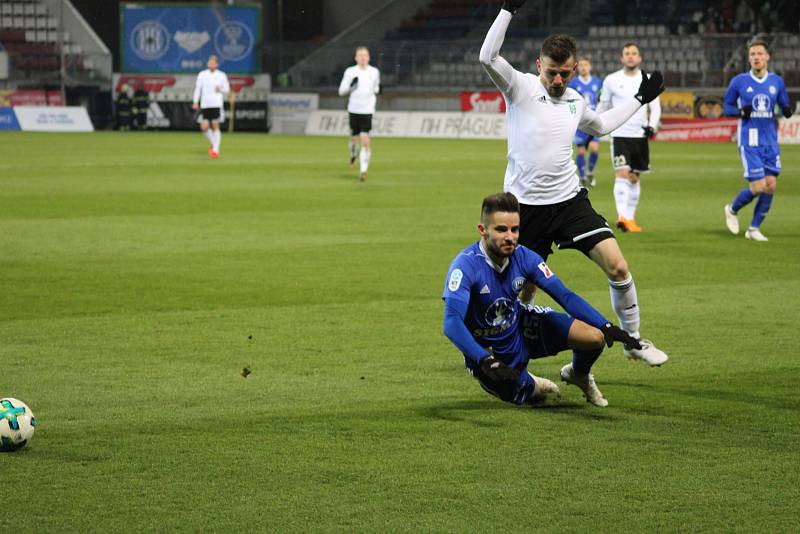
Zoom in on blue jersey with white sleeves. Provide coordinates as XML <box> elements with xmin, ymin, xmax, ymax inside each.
<box><xmin>442</xmin><ymin>241</ymin><xmax>608</xmax><ymax>364</ymax></box>
<box><xmin>724</xmin><ymin>71</ymin><xmax>790</xmax><ymax>148</ymax></box>
<box><xmin>569</xmin><ymin>75</ymin><xmax>602</xmax><ymax>110</ymax></box>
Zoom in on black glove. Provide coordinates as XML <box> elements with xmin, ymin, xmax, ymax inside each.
<box><xmin>634</xmin><ymin>70</ymin><xmax>664</xmax><ymax>105</ymax></box>
<box><xmin>479</xmin><ymin>355</ymin><xmax>520</xmax><ymax>383</ymax></box>
<box><xmin>601</xmin><ymin>323</ymin><xmax>642</xmax><ymax>350</ymax></box>
<box><xmin>501</xmin><ymin>0</ymin><xmax>527</xmax><ymax>15</ymax></box>
<box><xmin>350</xmin><ymin>77</ymin><xmax>358</xmax><ymax>88</ymax></box>
<box><xmin>781</xmin><ymin>105</ymin><xmax>793</xmax><ymax>119</ymax></box>
<box><xmin>740</xmin><ymin>105</ymin><xmax>752</xmax><ymax>120</ymax></box>
<box><xmin>642</xmin><ymin>126</ymin><xmax>656</xmax><ymax>139</ymax></box>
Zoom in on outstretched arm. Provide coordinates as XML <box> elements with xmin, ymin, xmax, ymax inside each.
<box><xmin>443</xmin><ymin>298</ymin><xmax>491</xmax><ymax>364</ymax></box>
<box><xmin>579</xmin><ymin>100</ymin><xmax>642</xmax><ymax>136</ymax></box>
<box><xmin>478</xmin><ymin>9</ymin><xmax>516</xmax><ymax>95</ymax></box>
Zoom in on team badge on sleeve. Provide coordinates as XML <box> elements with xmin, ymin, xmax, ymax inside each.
<box><xmin>448</xmin><ymin>269</ymin><xmax>463</xmax><ymax>291</ymax></box>
<box><xmin>537</xmin><ymin>262</ymin><xmax>554</xmax><ymax>278</ymax></box>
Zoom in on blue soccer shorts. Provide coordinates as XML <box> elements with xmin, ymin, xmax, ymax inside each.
<box><xmin>739</xmin><ymin>144</ymin><xmax>781</xmax><ymax>180</ymax></box>
<box><xmin>465</xmin><ymin>306</ymin><xmax>574</xmax><ymax>405</ymax></box>
<box><xmin>573</xmin><ymin>130</ymin><xmax>601</xmax><ymax>147</ymax></box>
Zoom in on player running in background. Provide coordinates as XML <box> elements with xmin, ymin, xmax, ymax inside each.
<box><xmin>192</xmin><ymin>55</ymin><xmax>229</xmax><ymax>159</ymax></box>
<box><xmin>569</xmin><ymin>57</ymin><xmax>603</xmax><ymax>187</ymax></box>
<box><xmin>723</xmin><ymin>40</ymin><xmax>793</xmax><ymax>242</ymax></box>
<box><xmin>338</xmin><ymin>46</ymin><xmax>381</xmax><ymax>181</ymax></box>
<box><xmin>442</xmin><ymin>192</ymin><xmax>640</xmax><ymax>407</ymax></box>
<box><xmin>479</xmin><ymin>0</ymin><xmax>668</xmax><ymax>367</ymax></box>
<box><xmin>597</xmin><ymin>43</ymin><xmax>662</xmax><ymax>233</ymax></box>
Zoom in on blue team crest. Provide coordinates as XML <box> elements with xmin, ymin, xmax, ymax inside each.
<box><xmin>753</xmin><ymin>94</ymin><xmax>771</xmax><ymax>112</ymax></box>
<box><xmin>769</xmin><ymin>85</ymin><xmax>776</xmax><ymax>95</ymax></box>
<box><xmin>592</xmin><ymin>84</ymin><xmax>598</xmax><ymax>92</ymax></box>
<box><xmin>512</xmin><ymin>277</ymin><xmax>526</xmax><ymax>292</ymax></box>
<box><xmin>485</xmin><ymin>298</ymin><xmax>517</xmax><ymax>329</ymax></box>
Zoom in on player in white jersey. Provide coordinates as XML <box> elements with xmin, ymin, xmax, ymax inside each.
<box><xmin>338</xmin><ymin>46</ymin><xmax>381</xmax><ymax>181</ymax></box>
<box><xmin>479</xmin><ymin>0</ymin><xmax>668</xmax><ymax>366</ymax></box>
<box><xmin>597</xmin><ymin>43</ymin><xmax>662</xmax><ymax>233</ymax></box>
<box><xmin>192</xmin><ymin>55</ymin><xmax>230</xmax><ymax>159</ymax></box>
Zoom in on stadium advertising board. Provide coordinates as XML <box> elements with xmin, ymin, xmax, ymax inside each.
<box><xmin>778</xmin><ymin>116</ymin><xmax>800</xmax><ymax>145</ymax></box>
<box><xmin>268</xmin><ymin>93</ymin><xmax>319</xmax><ymax>134</ymax></box>
<box><xmin>460</xmin><ymin>91</ymin><xmax>506</xmax><ymax>113</ymax></box>
<box><xmin>0</xmin><ymin>107</ymin><xmax>21</xmax><ymax>130</ymax></box>
<box><xmin>305</xmin><ymin>110</ymin><xmax>507</xmax><ymax>140</ymax></box>
<box><xmin>0</xmin><ymin>49</ymin><xmax>8</xmax><ymax>80</ymax></box>
<box><xmin>13</xmin><ymin>106</ymin><xmax>94</xmax><ymax>132</ymax></box>
<box><xmin>146</xmin><ymin>101</ymin><xmax>268</xmax><ymax>131</ymax></box>
<box><xmin>659</xmin><ymin>91</ymin><xmax>695</xmax><ymax>119</ymax></box>
<box><xmin>654</xmin><ymin>118</ymin><xmax>737</xmax><ymax>142</ymax></box>
<box><xmin>113</xmin><ymin>73</ymin><xmax>270</xmax><ymax>99</ymax></box>
<box><xmin>0</xmin><ymin>90</ymin><xmax>63</xmax><ymax>107</ymax></box>
<box><xmin>120</xmin><ymin>3</ymin><xmax>261</xmax><ymax>73</ymax></box>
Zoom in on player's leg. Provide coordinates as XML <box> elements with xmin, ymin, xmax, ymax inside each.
<box><xmin>466</xmin><ymin>356</ymin><xmax>542</xmax><ymax>406</ymax></box>
<box><xmin>588</xmin><ymin>238</ymin><xmax>668</xmax><ymax>366</ymax></box>
<box><xmin>622</xmin><ymin>138</ymin><xmax>649</xmax><ymax>232</ymax></box>
<box><xmin>611</xmin><ymin>138</ymin><xmax>634</xmax><ymax>231</ymax></box>
<box><xmin>575</xmin><ymin>144</ymin><xmax>587</xmax><ymax>181</ymax></box>
<box><xmin>587</xmin><ymin>139</ymin><xmax>600</xmax><ymax>186</ymax></box>
<box><xmin>359</xmin><ymin>132</ymin><xmax>371</xmax><ymax>180</ymax></box>
<box><xmin>211</xmin><ymin>118</ymin><xmax>222</xmax><ymax>155</ymax></box>
<box><xmin>200</xmin><ymin>117</ymin><xmax>213</xmax><ymax>148</ymax></box>
<box><xmin>726</xmin><ymin>146</ymin><xmax>762</xmax><ymax>234</ymax></box>
<box><xmin>348</xmin><ymin>113</ymin><xmax>360</xmax><ymax>165</ymax></box>
<box><xmin>746</xmin><ymin>175</ymin><xmax>775</xmax><ymax>241</ymax></box>
<box><xmin>516</xmin><ymin>203</ymin><xmax>557</xmax><ymax>305</ymax></box>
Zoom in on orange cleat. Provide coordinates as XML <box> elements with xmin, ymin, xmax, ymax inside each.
<box><xmin>616</xmin><ymin>216</ymin><xmax>642</xmax><ymax>233</ymax></box>
<box><xmin>208</xmin><ymin>148</ymin><xmax>219</xmax><ymax>159</ymax></box>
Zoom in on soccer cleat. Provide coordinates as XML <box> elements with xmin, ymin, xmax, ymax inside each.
<box><xmin>724</xmin><ymin>204</ymin><xmax>739</xmax><ymax>234</ymax></box>
<box><xmin>359</xmin><ymin>172</ymin><xmax>367</xmax><ymax>182</ymax></box>
<box><xmin>624</xmin><ymin>339</ymin><xmax>668</xmax><ymax>366</ymax></box>
<box><xmin>350</xmin><ymin>155</ymin><xmax>356</xmax><ymax>166</ymax></box>
<box><xmin>529</xmin><ymin>374</ymin><xmax>561</xmax><ymax>403</ymax></box>
<box><xmin>208</xmin><ymin>148</ymin><xmax>219</xmax><ymax>159</ymax></box>
<box><xmin>616</xmin><ymin>216</ymin><xmax>642</xmax><ymax>233</ymax></box>
<box><xmin>588</xmin><ymin>173</ymin><xmax>596</xmax><ymax>188</ymax></box>
<box><xmin>745</xmin><ymin>228</ymin><xmax>768</xmax><ymax>241</ymax></box>
<box><xmin>560</xmin><ymin>363</ymin><xmax>608</xmax><ymax>407</ymax></box>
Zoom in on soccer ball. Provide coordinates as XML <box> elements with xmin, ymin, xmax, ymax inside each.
<box><xmin>0</xmin><ymin>398</ymin><xmax>37</xmax><ymax>452</ymax></box>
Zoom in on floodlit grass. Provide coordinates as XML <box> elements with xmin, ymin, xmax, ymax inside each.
<box><xmin>1</xmin><ymin>132</ymin><xmax>798</xmax><ymax>532</ymax></box>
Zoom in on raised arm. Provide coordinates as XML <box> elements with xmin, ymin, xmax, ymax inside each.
<box><xmin>580</xmin><ymin>70</ymin><xmax>664</xmax><ymax>136</ymax></box>
<box><xmin>478</xmin><ymin>9</ymin><xmax>516</xmax><ymax>94</ymax></box>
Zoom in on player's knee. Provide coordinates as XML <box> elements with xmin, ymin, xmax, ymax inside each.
<box><xmin>628</xmin><ymin>173</ymin><xmax>640</xmax><ymax>184</ymax></box>
<box><xmin>606</xmin><ymin>258</ymin><xmax>629</xmax><ymax>280</ymax></box>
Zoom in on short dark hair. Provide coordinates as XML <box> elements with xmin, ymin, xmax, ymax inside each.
<box><xmin>622</xmin><ymin>42</ymin><xmax>640</xmax><ymax>54</ymax></box>
<box><xmin>749</xmin><ymin>39</ymin><xmax>769</xmax><ymax>52</ymax></box>
<box><xmin>540</xmin><ymin>34</ymin><xmax>577</xmax><ymax>64</ymax></box>
<box><xmin>481</xmin><ymin>192</ymin><xmax>519</xmax><ymax>222</ymax></box>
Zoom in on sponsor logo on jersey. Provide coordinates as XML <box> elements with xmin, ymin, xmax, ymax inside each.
<box><xmin>537</xmin><ymin>261</ymin><xmax>554</xmax><ymax>278</ymax></box>
<box><xmin>484</xmin><ymin>298</ymin><xmax>517</xmax><ymax>329</ymax></box>
<box><xmin>130</xmin><ymin>20</ymin><xmax>170</xmax><ymax>61</ymax></box>
<box><xmin>448</xmin><ymin>269</ymin><xmax>463</xmax><ymax>291</ymax></box>
<box><xmin>537</xmin><ymin>95</ymin><xmax>546</xmax><ymax>103</ymax></box>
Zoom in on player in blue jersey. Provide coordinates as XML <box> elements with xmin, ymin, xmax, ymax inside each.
<box><xmin>723</xmin><ymin>40</ymin><xmax>793</xmax><ymax>242</ymax></box>
<box><xmin>442</xmin><ymin>192</ymin><xmax>640</xmax><ymax>407</ymax></box>
<box><xmin>569</xmin><ymin>57</ymin><xmax>603</xmax><ymax>187</ymax></box>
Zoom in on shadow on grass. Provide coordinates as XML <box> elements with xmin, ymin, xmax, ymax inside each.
<box><xmin>416</xmin><ymin>398</ymin><xmax>616</xmax><ymax>426</ymax></box>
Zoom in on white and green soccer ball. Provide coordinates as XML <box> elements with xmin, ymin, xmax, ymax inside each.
<box><xmin>0</xmin><ymin>398</ymin><xmax>37</xmax><ymax>452</ymax></box>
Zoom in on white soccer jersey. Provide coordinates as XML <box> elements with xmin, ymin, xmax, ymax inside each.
<box><xmin>598</xmin><ymin>69</ymin><xmax>661</xmax><ymax>138</ymax></box>
<box><xmin>480</xmin><ymin>9</ymin><xmax>642</xmax><ymax>205</ymax></box>
<box><xmin>338</xmin><ymin>65</ymin><xmax>380</xmax><ymax>114</ymax></box>
<box><xmin>193</xmin><ymin>68</ymin><xmax>230</xmax><ymax>109</ymax></box>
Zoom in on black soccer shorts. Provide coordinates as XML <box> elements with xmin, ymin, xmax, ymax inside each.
<box><xmin>610</xmin><ymin>136</ymin><xmax>650</xmax><ymax>173</ymax></box>
<box><xmin>349</xmin><ymin>113</ymin><xmax>372</xmax><ymax>136</ymax></box>
<box><xmin>200</xmin><ymin>107</ymin><xmax>221</xmax><ymax>122</ymax></box>
<box><xmin>518</xmin><ymin>189</ymin><xmax>615</xmax><ymax>260</ymax></box>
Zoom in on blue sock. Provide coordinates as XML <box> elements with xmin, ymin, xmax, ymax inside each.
<box><xmin>750</xmin><ymin>193</ymin><xmax>773</xmax><ymax>229</ymax></box>
<box><xmin>588</xmin><ymin>151</ymin><xmax>599</xmax><ymax>173</ymax></box>
<box><xmin>576</xmin><ymin>153</ymin><xmax>586</xmax><ymax>178</ymax></box>
<box><xmin>731</xmin><ymin>187</ymin><xmax>754</xmax><ymax>213</ymax></box>
<box><xmin>572</xmin><ymin>348</ymin><xmax>602</xmax><ymax>375</ymax></box>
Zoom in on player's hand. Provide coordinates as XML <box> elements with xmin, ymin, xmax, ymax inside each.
<box><xmin>642</xmin><ymin>126</ymin><xmax>656</xmax><ymax>139</ymax></box>
<box><xmin>740</xmin><ymin>105</ymin><xmax>752</xmax><ymax>119</ymax></box>
<box><xmin>634</xmin><ymin>70</ymin><xmax>664</xmax><ymax>105</ymax></box>
<box><xmin>191</xmin><ymin>102</ymin><xmax>199</xmax><ymax>110</ymax></box>
<box><xmin>350</xmin><ymin>77</ymin><xmax>358</xmax><ymax>88</ymax></box>
<box><xmin>479</xmin><ymin>355</ymin><xmax>520</xmax><ymax>383</ymax></box>
<box><xmin>501</xmin><ymin>0</ymin><xmax>526</xmax><ymax>14</ymax></box>
<box><xmin>601</xmin><ymin>323</ymin><xmax>642</xmax><ymax>350</ymax></box>
<box><xmin>781</xmin><ymin>106</ymin><xmax>793</xmax><ymax>119</ymax></box>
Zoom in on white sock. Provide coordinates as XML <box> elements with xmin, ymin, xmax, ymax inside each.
<box><xmin>360</xmin><ymin>147</ymin><xmax>371</xmax><ymax>173</ymax></box>
<box><xmin>613</xmin><ymin>178</ymin><xmax>629</xmax><ymax>218</ymax></box>
<box><xmin>213</xmin><ymin>129</ymin><xmax>221</xmax><ymax>152</ymax></box>
<box><xmin>203</xmin><ymin>129</ymin><xmax>214</xmax><ymax>145</ymax></box>
<box><xmin>626</xmin><ymin>181</ymin><xmax>640</xmax><ymax>220</ymax></box>
<box><xmin>609</xmin><ymin>274</ymin><xmax>640</xmax><ymax>338</ymax></box>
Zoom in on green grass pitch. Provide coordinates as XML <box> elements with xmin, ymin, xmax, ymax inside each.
<box><xmin>2</xmin><ymin>132</ymin><xmax>799</xmax><ymax>532</ymax></box>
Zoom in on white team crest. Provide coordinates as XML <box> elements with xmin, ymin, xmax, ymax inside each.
<box><xmin>512</xmin><ymin>277</ymin><xmax>526</xmax><ymax>292</ymax></box>
<box><xmin>537</xmin><ymin>261</ymin><xmax>554</xmax><ymax>278</ymax></box>
<box><xmin>448</xmin><ymin>269</ymin><xmax>463</xmax><ymax>291</ymax></box>
<box><xmin>769</xmin><ymin>85</ymin><xmax>776</xmax><ymax>95</ymax></box>
<box><xmin>753</xmin><ymin>94</ymin><xmax>770</xmax><ymax>112</ymax></box>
